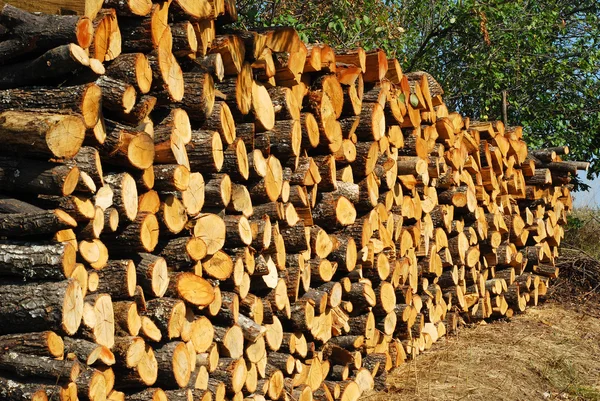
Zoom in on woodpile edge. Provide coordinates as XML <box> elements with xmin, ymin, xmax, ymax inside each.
<box><xmin>0</xmin><ymin>0</ymin><xmax>590</xmax><ymax>400</ymax></box>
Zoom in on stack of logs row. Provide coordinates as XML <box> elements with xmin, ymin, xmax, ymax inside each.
<box><xmin>0</xmin><ymin>0</ymin><xmax>590</xmax><ymax>400</ymax></box>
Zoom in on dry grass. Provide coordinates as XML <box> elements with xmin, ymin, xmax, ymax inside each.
<box><xmin>362</xmin><ymin>302</ymin><xmax>600</xmax><ymax>401</ymax></box>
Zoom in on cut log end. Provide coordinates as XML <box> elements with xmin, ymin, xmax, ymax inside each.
<box><xmin>63</xmin><ymin>279</ymin><xmax>85</xmax><ymax>335</ymax></box>
<box><xmin>46</xmin><ymin>114</ymin><xmax>87</xmax><ymax>159</ymax></box>
<box><xmin>128</xmin><ymin>133</ymin><xmax>155</xmax><ymax>170</ymax></box>
<box><xmin>337</xmin><ymin>196</ymin><xmax>357</xmax><ymax>226</ymax></box>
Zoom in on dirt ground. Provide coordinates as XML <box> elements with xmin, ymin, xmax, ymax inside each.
<box><xmin>362</xmin><ymin>298</ymin><xmax>600</xmax><ymax>401</ymax></box>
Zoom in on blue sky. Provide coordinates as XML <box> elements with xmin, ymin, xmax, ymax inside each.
<box><xmin>573</xmin><ymin>172</ymin><xmax>600</xmax><ymax>209</ymax></box>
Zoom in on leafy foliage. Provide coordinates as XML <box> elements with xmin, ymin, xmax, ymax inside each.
<box><xmin>235</xmin><ymin>0</ymin><xmax>600</xmax><ymax>179</ymax></box>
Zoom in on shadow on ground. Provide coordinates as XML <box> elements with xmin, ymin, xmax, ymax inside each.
<box><xmin>362</xmin><ymin>300</ymin><xmax>600</xmax><ymax>401</ymax></box>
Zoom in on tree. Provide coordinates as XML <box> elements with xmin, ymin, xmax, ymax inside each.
<box><xmin>236</xmin><ymin>0</ymin><xmax>600</xmax><ymax>184</ymax></box>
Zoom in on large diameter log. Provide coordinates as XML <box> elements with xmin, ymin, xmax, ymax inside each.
<box><xmin>105</xmin><ymin>53</ymin><xmax>153</xmax><ymax>94</ymax></box>
<box><xmin>94</xmin><ymin>259</ymin><xmax>137</xmax><ymax>300</ymax></box>
<box><xmin>88</xmin><ymin>8</ymin><xmax>121</xmax><ymax>63</ymax></box>
<box><xmin>0</xmin><ymin>209</ymin><xmax>77</xmax><ymax>237</ymax></box>
<box><xmin>204</xmin><ymin>174</ymin><xmax>231</xmax><ymax>209</ymax></box>
<box><xmin>0</xmin><ymin>195</ymin><xmax>44</xmax><ymax>214</ymax></box>
<box><xmin>0</xmin><ymin>110</ymin><xmax>85</xmax><ymax>159</ymax></box>
<box><xmin>0</xmin><ymin>279</ymin><xmax>83</xmax><ymax>335</ymax></box>
<box><xmin>156</xmin><ymin>237</ymin><xmax>207</xmax><ymax>269</ymax></box>
<box><xmin>95</xmin><ymin>75</ymin><xmax>137</xmax><ymax>114</ymax></box>
<box><xmin>0</xmin><ymin>376</ymin><xmax>63</xmax><ymax>401</ymax></box>
<box><xmin>0</xmin><ymin>351</ymin><xmax>80</xmax><ymax>383</ymax></box>
<box><xmin>104</xmin><ymin>172</ymin><xmax>139</xmax><ymax>222</ymax></box>
<box><xmin>312</xmin><ymin>193</ymin><xmax>356</xmax><ymax>229</ymax></box>
<box><xmin>265</xmin><ymin>120</ymin><xmax>302</xmax><ymax>160</ymax></box>
<box><xmin>145</xmin><ymin>298</ymin><xmax>186</xmax><ymax>341</ymax></box>
<box><xmin>193</xmin><ymin>213</ymin><xmax>226</xmax><ymax>255</ymax></box>
<box><xmin>438</xmin><ymin>186</ymin><xmax>477</xmax><ymax>213</ymax></box>
<box><xmin>153</xmin><ymin>164</ymin><xmax>190</xmax><ymax>192</ymax></box>
<box><xmin>0</xmin><ymin>4</ymin><xmax>93</xmax><ymax>59</ymax></box>
<box><xmin>220</xmin><ymin>138</ymin><xmax>249</xmax><ymax>181</ymax></box>
<box><xmin>148</xmin><ymin>45</ymin><xmax>185</xmax><ymax>103</ymax></box>
<box><xmin>116</xmin><ymin>344</ymin><xmax>158</xmax><ymax>388</ymax></box>
<box><xmin>157</xmin><ymin>194</ymin><xmax>188</xmax><ymax>235</ymax></box>
<box><xmin>113</xmin><ymin>301</ymin><xmax>142</xmax><ymax>337</ymax></box>
<box><xmin>102</xmin><ymin>212</ymin><xmax>159</xmax><ymax>253</ymax></box>
<box><xmin>72</xmin><ymin>365</ymin><xmax>107</xmax><ymax>401</ymax></box>
<box><xmin>204</xmin><ymin>101</ymin><xmax>236</xmax><ymax>145</ymax></box>
<box><xmin>62</xmin><ymin>337</ymin><xmax>115</xmax><ymax>366</ymax></box>
<box><xmin>0</xmin><ymin>331</ymin><xmax>64</xmax><ymax>359</ymax></box>
<box><xmin>252</xmin><ymin>81</ymin><xmax>275</xmax><ymax>131</ymax></box>
<box><xmin>0</xmin><ymin>83</ymin><xmax>101</xmax><ymax>129</ymax></box>
<box><xmin>187</xmin><ymin>130</ymin><xmax>224</xmax><ymax>174</ymax></box>
<box><xmin>153</xmin><ymin>341</ymin><xmax>191</xmax><ymax>388</ymax></box>
<box><xmin>210</xmin><ymin>357</ymin><xmax>247</xmax><ymax>395</ymax></box>
<box><xmin>133</xmin><ymin>253</ymin><xmax>169</xmax><ymax>298</ymax></box>
<box><xmin>167</xmin><ymin>272</ymin><xmax>215</xmax><ymax>307</ymax></box>
<box><xmin>111</xmin><ymin>336</ymin><xmax>145</xmax><ymax>370</ymax></box>
<box><xmin>181</xmin><ymin>172</ymin><xmax>206</xmax><ymax>216</ymax></box>
<box><xmin>0</xmin><ymin>156</ymin><xmax>80</xmax><ymax>196</ymax></box>
<box><xmin>79</xmin><ymin>293</ymin><xmax>115</xmax><ymax>349</ymax></box>
<box><xmin>153</xmin><ymin>107</ymin><xmax>192</xmax><ymax>146</ymax></box>
<box><xmin>0</xmin><ymin>242</ymin><xmax>77</xmax><ymax>280</ymax></box>
<box><xmin>0</xmin><ymin>43</ymin><xmax>91</xmax><ymax>89</ymax></box>
<box><xmin>180</xmin><ymin>71</ymin><xmax>215</xmax><ymax>122</ymax></box>
<box><xmin>170</xmin><ymin>21</ymin><xmax>198</xmax><ymax>56</ymax></box>
<box><xmin>100</xmin><ymin>120</ymin><xmax>155</xmax><ymax>170</ymax></box>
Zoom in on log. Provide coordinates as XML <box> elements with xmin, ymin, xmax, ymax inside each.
<box><xmin>187</xmin><ymin>130</ymin><xmax>224</xmax><ymax>174</ymax></box>
<box><xmin>312</xmin><ymin>193</ymin><xmax>356</xmax><ymax>229</ymax></box>
<box><xmin>0</xmin><ymin>4</ymin><xmax>93</xmax><ymax>56</ymax></box>
<box><xmin>0</xmin><ymin>278</ymin><xmax>83</xmax><ymax>335</ymax></box>
<box><xmin>0</xmin><ymin>209</ymin><xmax>77</xmax><ymax>237</ymax></box>
<box><xmin>0</xmin><ymin>195</ymin><xmax>44</xmax><ymax>214</ymax></box>
<box><xmin>103</xmin><ymin>172</ymin><xmax>138</xmax><ymax>222</ymax></box>
<box><xmin>0</xmin><ymin>83</ymin><xmax>100</xmax><ymax>129</ymax></box>
<box><xmin>0</xmin><ymin>241</ymin><xmax>79</xmax><ymax>280</ymax></box>
<box><xmin>100</xmin><ymin>119</ymin><xmax>155</xmax><ymax>170</ymax></box>
<box><xmin>170</xmin><ymin>21</ymin><xmax>198</xmax><ymax>56</ymax></box>
<box><xmin>96</xmin><ymin>75</ymin><xmax>137</xmax><ymax>114</ymax></box>
<box><xmin>104</xmin><ymin>0</ymin><xmax>152</xmax><ymax>16</ymax></box>
<box><xmin>88</xmin><ymin>8</ymin><xmax>121</xmax><ymax>62</ymax></box>
<box><xmin>153</xmin><ymin>341</ymin><xmax>191</xmax><ymax>388</ymax></box>
<box><xmin>131</xmin><ymin>253</ymin><xmax>169</xmax><ymax>299</ymax></box>
<box><xmin>147</xmin><ymin>46</ymin><xmax>185</xmax><ymax>103</ymax></box>
<box><xmin>0</xmin><ymin>110</ymin><xmax>85</xmax><ymax>159</ymax></box>
<box><xmin>156</xmin><ymin>236</ymin><xmax>207</xmax><ymax>269</ymax></box>
<box><xmin>63</xmin><ymin>337</ymin><xmax>115</xmax><ymax>366</ymax></box>
<box><xmin>102</xmin><ymin>212</ymin><xmax>159</xmax><ymax>254</ymax></box>
<box><xmin>180</xmin><ymin>71</ymin><xmax>215</xmax><ymax>122</ymax></box>
<box><xmin>74</xmin><ymin>365</ymin><xmax>108</xmax><ymax>401</ymax></box>
<box><xmin>0</xmin><ymin>376</ymin><xmax>62</xmax><ymax>401</ymax></box>
<box><xmin>0</xmin><ymin>331</ymin><xmax>64</xmax><ymax>359</ymax></box>
<box><xmin>0</xmin><ymin>43</ymin><xmax>86</xmax><ymax>88</ymax></box>
<box><xmin>94</xmin><ymin>259</ymin><xmax>137</xmax><ymax>299</ymax></box>
<box><xmin>210</xmin><ymin>357</ymin><xmax>247</xmax><ymax>394</ymax></box>
<box><xmin>167</xmin><ymin>272</ymin><xmax>215</xmax><ymax>307</ymax></box>
<box><xmin>0</xmin><ymin>351</ymin><xmax>80</xmax><ymax>382</ymax></box>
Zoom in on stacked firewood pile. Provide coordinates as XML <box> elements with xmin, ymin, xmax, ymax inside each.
<box><xmin>0</xmin><ymin>0</ymin><xmax>590</xmax><ymax>400</ymax></box>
